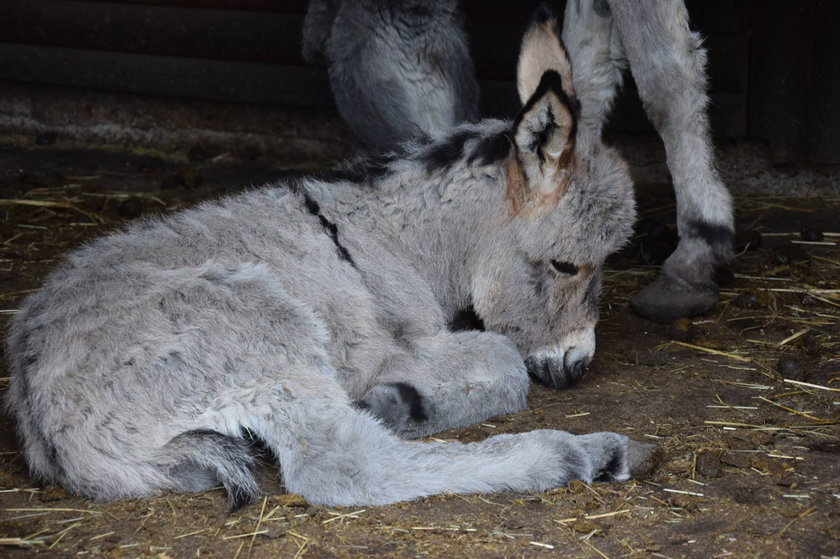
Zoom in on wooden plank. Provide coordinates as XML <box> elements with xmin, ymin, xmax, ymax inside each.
<box><xmin>76</xmin><ymin>0</ymin><xmax>544</xmax><ymax>22</ymax></box>
<box><xmin>466</xmin><ymin>22</ymin><xmax>523</xmax><ymax>81</ymax></box>
<box><xmin>3</xmin><ymin>1</ymin><xmax>748</xmax><ymax>90</ymax></box>
<box><xmin>477</xmin><ymin>79</ymin><xmax>519</xmax><ymax>119</ymax></box>
<box><xmin>704</xmin><ymin>32</ymin><xmax>749</xmax><ymax>93</ymax></box>
<box><xmin>1</xmin><ymin>0</ymin><xmax>307</xmax><ymax>65</ymax></box>
<box><xmin>65</xmin><ymin>0</ymin><xmax>309</xmax><ymax>13</ymax></box>
<box><xmin>469</xmin><ymin>22</ymin><xmax>747</xmax><ymax>93</ymax></box>
<box><xmin>805</xmin><ymin>0</ymin><xmax>840</xmax><ymax>163</ymax></box>
<box><xmin>0</xmin><ymin>42</ymin><xmax>332</xmax><ymax>107</ymax></box>
<box><xmin>685</xmin><ymin>0</ymin><xmax>752</xmax><ymax>32</ymax></box>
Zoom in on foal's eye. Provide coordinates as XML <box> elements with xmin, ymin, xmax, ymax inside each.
<box><xmin>550</xmin><ymin>260</ymin><xmax>579</xmax><ymax>276</ymax></box>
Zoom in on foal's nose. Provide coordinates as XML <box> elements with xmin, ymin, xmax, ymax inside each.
<box><xmin>524</xmin><ymin>328</ymin><xmax>596</xmax><ymax>389</ymax></box>
<box><xmin>525</xmin><ymin>352</ymin><xmax>590</xmax><ymax>389</ymax></box>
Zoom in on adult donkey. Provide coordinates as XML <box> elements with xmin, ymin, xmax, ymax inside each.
<box><xmin>7</xmin><ymin>9</ymin><xmax>649</xmax><ymax>508</ymax></box>
<box><xmin>301</xmin><ymin>0</ymin><xmax>480</xmax><ymax>152</ymax></box>
<box><xmin>305</xmin><ymin>0</ymin><xmax>735</xmax><ymax>322</ymax></box>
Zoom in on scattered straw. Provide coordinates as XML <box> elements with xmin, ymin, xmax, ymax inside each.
<box><xmin>664</xmin><ymin>341</ymin><xmax>752</xmax><ymax>362</ymax></box>
<box><xmin>758</xmin><ymin>396</ymin><xmax>834</xmax><ymax>423</ymax></box>
<box><xmin>3</xmin><ymin>507</ymin><xmax>101</xmax><ymax>514</ymax></box>
<box><xmin>286</xmin><ymin>530</ymin><xmax>310</xmax><ymax>559</ymax></box>
<box><xmin>173</xmin><ymin>528</ymin><xmax>210</xmax><ymax>540</ymax></box>
<box><xmin>581</xmin><ymin>538</ymin><xmax>610</xmax><ymax>559</ymax></box>
<box><xmin>584</xmin><ymin>509</ymin><xmax>631</xmax><ymax>520</ymax></box>
<box><xmin>554</xmin><ymin>509</ymin><xmax>631</xmax><ymax>524</ymax></box>
<box><xmin>248</xmin><ymin>496</ymin><xmax>268</xmax><ymax>556</ymax></box>
<box><xmin>778</xmin><ymin>328</ymin><xmax>810</xmax><ymax>346</ymax></box>
<box><xmin>529</xmin><ymin>541</ymin><xmax>555</xmax><ymax>549</ymax></box>
<box><xmin>705</xmin><ymin>420</ymin><xmax>837</xmax><ymax>430</ymax></box>
<box><xmin>48</xmin><ymin>521</ymin><xmax>82</xmax><ymax>549</ymax></box>
<box><xmin>707</xmin><ymin>404</ymin><xmax>758</xmax><ymax>410</ymax></box>
<box><xmin>774</xmin><ymin>506</ymin><xmax>816</xmax><ymax>537</ymax></box>
<box><xmin>222</xmin><ymin>530</ymin><xmax>269</xmax><ymax>540</ymax></box>
<box><xmin>761</xmin><ymin>287</ymin><xmax>840</xmax><ymax>295</ymax></box>
<box><xmin>663</xmin><ymin>488</ymin><xmax>704</xmax><ymax>497</ymax></box>
<box><xmin>322</xmin><ymin>509</ymin><xmax>366</xmax><ymax>525</ymax></box>
<box><xmin>766</xmin><ymin>454</ymin><xmax>804</xmax><ymax>461</ymax></box>
<box><xmin>783</xmin><ymin>379</ymin><xmax>840</xmax><ymax>392</ymax></box>
<box><xmin>791</xmin><ymin>240</ymin><xmax>836</xmax><ymax>246</ymax></box>
<box><xmin>0</xmin><ymin>199</ymin><xmax>103</xmax><ymax>222</ymax></box>
<box><xmin>0</xmin><ymin>537</ymin><xmax>45</xmax><ymax>547</ymax></box>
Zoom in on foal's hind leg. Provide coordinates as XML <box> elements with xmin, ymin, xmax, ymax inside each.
<box><xmin>356</xmin><ymin>331</ymin><xmax>530</xmax><ymax>439</ymax></box>
<box><xmin>609</xmin><ymin>0</ymin><xmax>734</xmax><ymax>320</ymax></box>
<box><xmin>254</xmin><ymin>379</ymin><xmax>648</xmax><ymax>506</ymax></box>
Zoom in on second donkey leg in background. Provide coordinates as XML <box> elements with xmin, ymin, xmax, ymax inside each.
<box><xmin>563</xmin><ymin>0</ymin><xmax>734</xmax><ymax>322</ymax></box>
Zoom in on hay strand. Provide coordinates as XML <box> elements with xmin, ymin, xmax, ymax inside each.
<box><xmin>664</xmin><ymin>341</ymin><xmax>752</xmax><ymax>362</ymax></box>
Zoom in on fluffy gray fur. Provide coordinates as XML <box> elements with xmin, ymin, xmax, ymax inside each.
<box><xmin>562</xmin><ymin>0</ymin><xmax>735</xmax><ymax>320</ymax></box>
<box><xmin>301</xmin><ymin>0</ymin><xmax>479</xmax><ymax>152</ymax></box>
<box><xmin>6</xmin><ymin>12</ymin><xmax>648</xmax><ymax>508</ymax></box>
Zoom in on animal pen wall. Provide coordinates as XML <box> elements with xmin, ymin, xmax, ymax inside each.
<box><xmin>0</xmin><ymin>0</ymin><xmax>838</xmax><ymax>164</ymax></box>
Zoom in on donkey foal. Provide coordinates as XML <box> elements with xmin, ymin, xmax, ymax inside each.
<box><xmin>6</xmin><ymin>10</ymin><xmax>649</xmax><ymax>508</ymax></box>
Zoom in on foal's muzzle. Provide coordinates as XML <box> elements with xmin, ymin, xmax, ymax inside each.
<box><xmin>525</xmin><ymin>328</ymin><xmax>596</xmax><ymax>389</ymax></box>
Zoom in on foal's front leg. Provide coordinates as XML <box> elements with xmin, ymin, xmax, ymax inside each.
<box><xmin>357</xmin><ymin>331</ymin><xmax>530</xmax><ymax>439</ymax></box>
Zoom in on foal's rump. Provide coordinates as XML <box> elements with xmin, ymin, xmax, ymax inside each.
<box><xmin>6</xmin><ymin>254</ymin><xmax>330</xmax><ymax>504</ymax></box>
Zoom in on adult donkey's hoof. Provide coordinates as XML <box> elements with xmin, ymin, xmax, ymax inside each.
<box><xmin>630</xmin><ymin>273</ymin><xmax>719</xmax><ymax>322</ymax></box>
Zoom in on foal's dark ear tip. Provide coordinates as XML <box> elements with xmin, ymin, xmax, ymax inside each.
<box><xmin>531</xmin><ymin>2</ymin><xmax>558</xmax><ymax>25</ymax></box>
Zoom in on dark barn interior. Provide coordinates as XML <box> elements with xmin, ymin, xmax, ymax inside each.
<box><xmin>0</xmin><ymin>1</ymin><xmax>838</xmax><ymax>558</ymax></box>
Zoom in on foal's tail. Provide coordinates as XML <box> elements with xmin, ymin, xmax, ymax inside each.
<box><xmin>159</xmin><ymin>429</ymin><xmax>261</xmax><ymax>510</ymax></box>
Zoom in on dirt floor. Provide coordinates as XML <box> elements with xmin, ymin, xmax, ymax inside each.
<box><xmin>0</xmin><ymin>134</ymin><xmax>838</xmax><ymax>559</ymax></box>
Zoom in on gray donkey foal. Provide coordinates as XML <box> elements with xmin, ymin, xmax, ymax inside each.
<box><xmin>302</xmin><ymin>0</ymin><xmax>479</xmax><ymax>152</ymax></box>
<box><xmin>7</xmin><ymin>12</ymin><xmax>648</xmax><ymax>508</ymax></box>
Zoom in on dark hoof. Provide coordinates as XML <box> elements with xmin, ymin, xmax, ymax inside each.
<box><xmin>630</xmin><ymin>274</ymin><xmax>719</xmax><ymax>322</ymax></box>
<box><xmin>626</xmin><ymin>440</ymin><xmax>663</xmax><ymax>480</ymax></box>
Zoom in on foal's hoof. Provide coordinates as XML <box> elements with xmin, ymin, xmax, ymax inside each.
<box><xmin>630</xmin><ymin>273</ymin><xmax>719</xmax><ymax>322</ymax></box>
<box><xmin>626</xmin><ymin>440</ymin><xmax>663</xmax><ymax>480</ymax></box>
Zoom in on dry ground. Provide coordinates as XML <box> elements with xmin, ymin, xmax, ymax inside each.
<box><xmin>0</xmin><ymin>136</ymin><xmax>838</xmax><ymax>558</ymax></box>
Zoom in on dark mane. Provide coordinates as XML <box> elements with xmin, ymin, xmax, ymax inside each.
<box><xmin>317</xmin><ymin>124</ymin><xmax>513</xmax><ymax>188</ymax></box>
<box><xmin>317</xmin><ymin>148</ymin><xmax>408</xmax><ymax>186</ymax></box>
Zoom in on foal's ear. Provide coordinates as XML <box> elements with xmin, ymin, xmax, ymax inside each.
<box><xmin>512</xmin><ymin>71</ymin><xmax>577</xmax><ymax>198</ymax></box>
<box><xmin>509</xmin><ymin>4</ymin><xmax>578</xmax><ymax>207</ymax></box>
<box><xmin>517</xmin><ymin>3</ymin><xmax>575</xmax><ymax>104</ymax></box>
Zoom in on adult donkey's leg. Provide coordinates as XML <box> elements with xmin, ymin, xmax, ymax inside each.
<box><xmin>356</xmin><ymin>331</ymin><xmax>530</xmax><ymax>439</ymax></box>
<box><xmin>561</xmin><ymin>0</ymin><xmax>627</xmax><ymax>136</ymax></box>
<box><xmin>609</xmin><ymin>0</ymin><xmax>734</xmax><ymax>320</ymax></box>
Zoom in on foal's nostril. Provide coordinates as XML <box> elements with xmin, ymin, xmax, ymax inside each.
<box><xmin>525</xmin><ymin>357</ymin><xmax>562</xmax><ymax>388</ymax></box>
<box><xmin>566</xmin><ymin>358</ymin><xmax>588</xmax><ymax>384</ymax></box>
<box><xmin>525</xmin><ymin>355</ymin><xmax>570</xmax><ymax>389</ymax></box>
<box><xmin>525</xmin><ymin>356</ymin><xmax>552</xmax><ymax>387</ymax></box>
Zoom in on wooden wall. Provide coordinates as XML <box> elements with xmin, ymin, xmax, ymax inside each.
<box><xmin>0</xmin><ymin>0</ymin><xmax>836</xmax><ymax>162</ymax></box>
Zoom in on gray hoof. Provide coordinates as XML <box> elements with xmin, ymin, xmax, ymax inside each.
<box><xmin>626</xmin><ymin>440</ymin><xmax>661</xmax><ymax>479</ymax></box>
<box><xmin>630</xmin><ymin>273</ymin><xmax>719</xmax><ymax>322</ymax></box>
